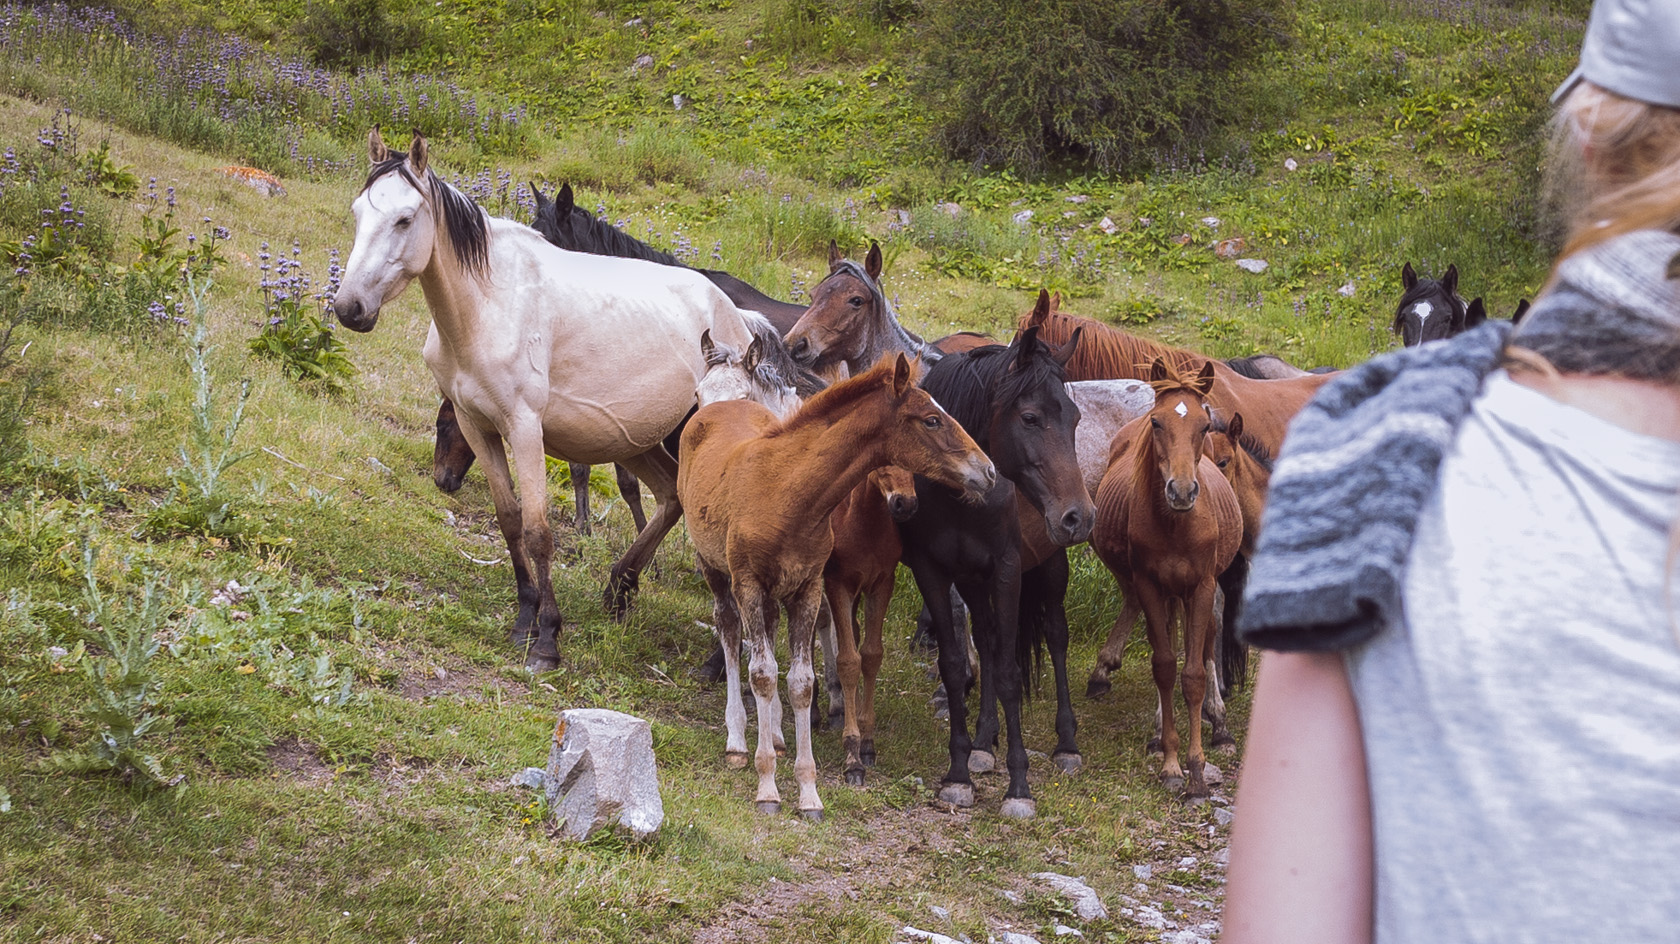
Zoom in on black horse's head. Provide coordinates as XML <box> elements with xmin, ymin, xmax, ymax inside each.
<box><xmin>1393</xmin><ymin>262</ymin><xmax>1476</xmax><ymax>347</ymax></box>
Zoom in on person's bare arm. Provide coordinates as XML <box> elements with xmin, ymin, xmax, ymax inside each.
<box><xmin>1222</xmin><ymin>651</ymin><xmax>1374</xmax><ymax>944</ymax></box>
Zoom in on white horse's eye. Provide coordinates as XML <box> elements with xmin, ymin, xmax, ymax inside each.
<box><xmin>394</xmin><ymin>216</ymin><xmax>413</xmax><ymax>229</ymax></box>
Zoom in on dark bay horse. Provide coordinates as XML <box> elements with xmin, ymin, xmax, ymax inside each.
<box><xmin>1092</xmin><ymin>360</ymin><xmax>1241</xmax><ymax>797</ymax></box>
<box><xmin>679</xmin><ymin>353</ymin><xmax>994</xmax><ymax>819</ymax></box>
<box><xmin>899</xmin><ymin>326</ymin><xmax>1093</xmax><ymax>819</ymax></box>
<box><xmin>1393</xmin><ymin>261</ymin><xmax>1530</xmax><ymax>346</ymax></box>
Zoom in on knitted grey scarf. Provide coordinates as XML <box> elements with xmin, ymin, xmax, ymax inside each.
<box><xmin>1238</xmin><ymin>229</ymin><xmax>1680</xmax><ymax>652</ymax></box>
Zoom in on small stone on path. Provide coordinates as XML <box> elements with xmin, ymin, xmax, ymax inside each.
<box><xmin>1132</xmin><ymin>864</ymin><xmax>1152</xmax><ymax>880</ymax></box>
<box><xmin>1053</xmin><ymin>925</ymin><xmax>1084</xmax><ymax>938</ymax></box>
<box><xmin>930</xmin><ymin>905</ymin><xmax>950</xmax><ymax>921</ymax></box>
<box><xmin>1012</xmin><ymin>210</ymin><xmax>1034</xmax><ymax>224</ymax></box>
<box><xmin>509</xmin><ymin>766</ymin><xmax>546</xmax><ymax>790</ymax></box>
<box><xmin>1214</xmin><ymin>807</ymin><xmax>1235</xmax><ymax>827</ymax></box>
<box><xmin>1029</xmin><ymin>873</ymin><xmax>1107</xmax><ymax>921</ymax></box>
<box><xmin>1338</xmin><ymin>281</ymin><xmax>1358</xmax><ymax>297</ymax></box>
<box><xmin>896</xmin><ymin>926</ymin><xmax>963</xmax><ymax>944</ymax></box>
<box><xmin>1235</xmin><ymin>259</ymin><xmax>1269</xmax><ymax>274</ymax></box>
<box><xmin>999</xmin><ymin>933</ymin><xmax>1040</xmax><ymax>944</ymax></box>
<box><xmin>1097</xmin><ymin>216</ymin><xmax>1118</xmax><ymax>235</ymax></box>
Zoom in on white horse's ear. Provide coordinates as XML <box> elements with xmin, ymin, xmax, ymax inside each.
<box><xmin>368</xmin><ymin>127</ymin><xmax>389</xmax><ymax>164</ymax></box>
<box><xmin>865</xmin><ymin>241</ymin><xmax>883</xmax><ymax>281</ymax></box>
<box><xmin>744</xmin><ymin>336</ymin><xmax>763</xmax><ymax>373</ymax></box>
<box><xmin>408</xmin><ymin>132</ymin><xmax>429</xmax><ymax>175</ymax></box>
<box><xmin>892</xmin><ymin>352</ymin><xmax>912</xmax><ymax>397</ymax></box>
<box><xmin>700</xmin><ymin>329</ymin><xmax>715</xmax><ymax>359</ymax></box>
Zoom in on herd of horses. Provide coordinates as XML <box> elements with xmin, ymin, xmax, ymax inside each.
<box><xmin>331</xmin><ymin>129</ymin><xmax>1513</xmax><ymax>818</ymax></box>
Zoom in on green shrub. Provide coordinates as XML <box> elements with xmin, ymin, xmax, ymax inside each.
<box><xmin>296</xmin><ymin>0</ymin><xmax>417</xmax><ymax>67</ymax></box>
<box><xmin>919</xmin><ymin>0</ymin><xmax>1292</xmax><ymax>174</ymax></box>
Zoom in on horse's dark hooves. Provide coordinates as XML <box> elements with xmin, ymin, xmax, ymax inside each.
<box><xmin>1185</xmin><ymin>775</ymin><xmax>1212</xmax><ymax>799</ymax></box>
<box><xmin>1161</xmin><ymin>772</ymin><xmax>1185</xmax><ymax>792</ymax></box>
<box><xmin>799</xmin><ymin>808</ymin><xmax>824</xmax><ymax>823</ymax></box>
<box><xmin>999</xmin><ymin>797</ymin><xmax>1037</xmax><ymax>820</ymax></box>
<box><xmin>845</xmin><ymin>767</ymin><xmax>866</xmax><ymax>787</ymax></box>
<box><xmin>1084</xmin><ymin>677</ymin><xmax>1111</xmax><ymax>699</ymax></box>
<box><xmin>860</xmin><ymin>747</ymin><xmax>876</xmax><ymax>767</ymax></box>
<box><xmin>524</xmin><ymin>647</ymin><xmax>561</xmax><ymax>673</ymax></box>
<box><xmin>724</xmin><ymin>751</ymin><xmax>750</xmax><ymax>770</ymax></box>
<box><xmin>968</xmin><ymin>750</ymin><xmax>996</xmax><ymax>774</ymax></box>
<box><xmin>755</xmin><ymin>801</ymin><xmax>781</xmax><ymax>816</ymax></box>
<box><xmin>696</xmin><ymin>644</ymin><xmax>726</xmax><ymax>684</ymax></box>
<box><xmin>937</xmin><ymin>781</ymin><xmax>975</xmax><ymax>808</ymax></box>
<box><xmin>1211</xmin><ymin>733</ymin><xmax>1237</xmax><ymax>751</ymax></box>
<box><xmin>1052</xmin><ymin>752</ymin><xmax>1083</xmax><ymax>775</ymax></box>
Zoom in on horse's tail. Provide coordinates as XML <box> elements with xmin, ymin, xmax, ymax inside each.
<box><xmin>1217</xmin><ymin>554</ymin><xmax>1251</xmax><ymax>693</ymax></box>
<box><xmin>1016</xmin><ymin>552</ymin><xmax>1070</xmax><ymax>700</ymax></box>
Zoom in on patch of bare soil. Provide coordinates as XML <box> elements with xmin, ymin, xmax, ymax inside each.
<box><xmin>266</xmin><ymin>738</ymin><xmax>333</xmax><ymax>782</ymax></box>
<box><xmin>691</xmin><ymin>804</ymin><xmax>967</xmax><ymax>944</ymax></box>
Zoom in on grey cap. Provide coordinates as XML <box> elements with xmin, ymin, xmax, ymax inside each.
<box><xmin>1552</xmin><ymin>0</ymin><xmax>1680</xmax><ymax>107</ymax></box>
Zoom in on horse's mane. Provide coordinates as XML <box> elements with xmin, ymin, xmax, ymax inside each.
<box><xmin>830</xmin><ymin>258</ymin><xmax>939</xmax><ymax>361</ymax></box>
<box><xmin>1209</xmin><ymin>413</ymin><xmax>1273</xmax><ymax>471</ymax></box>
<box><xmin>533</xmin><ymin>194</ymin><xmax>680</xmax><ymax>267</ymax></box>
<box><xmin>771</xmin><ymin>353</ymin><xmax>900</xmax><ymax>438</ymax></box>
<box><xmin>1022</xmin><ymin>308</ymin><xmax>1206</xmax><ymax>381</ymax></box>
<box><xmin>363</xmin><ymin>152</ymin><xmax>489</xmax><ymax>279</ymax></box>
<box><xmin>921</xmin><ymin>335</ymin><xmax>1068</xmax><ymax>450</ymax></box>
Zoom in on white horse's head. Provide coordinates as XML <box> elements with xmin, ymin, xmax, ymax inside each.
<box><xmin>696</xmin><ymin>330</ymin><xmax>802</xmax><ymax>421</ymax></box>
<box><xmin>334</xmin><ymin>129</ymin><xmax>485</xmax><ymax>333</ymax></box>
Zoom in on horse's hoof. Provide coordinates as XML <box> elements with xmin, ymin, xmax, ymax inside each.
<box><xmin>937</xmin><ymin>782</ymin><xmax>975</xmax><ymax>808</ymax></box>
<box><xmin>798</xmin><ymin>808</ymin><xmax>823</xmax><ymax>823</ymax></box>
<box><xmin>999</xmin><ymin>797</ymin><xmax>1037</xmax><ymax>820</ymax></box>
<box><xmin>968</xmin><ymin>750</ymin><xmax>996</xmax><ymax>774</ymax></box>
<box><xmin>755</xmin><ymin>801</ymin><xmax>781</xmax><ymax>816</ymax></box>
<box><xmin>1161</xmin><ymin>772</ymin><xmax>1184</xmax><ymax>792</ymax></box>
<box><xmin>1084</xmin><ymin>677</ymin><xmax>1111</xmax><ymax>699</ymax></box>
<box><xmin>696</xmin><ymin>646</ymin><xmax>726</xmax><ymax>684</ymax></box>
<box><xmin>524</xmin><ymin>651</ymin><xmax>560</xmax><ymax>673</ymax></box>
<box><xmin>724</xmin><ymin>751</ymin><xmax>750</xmax><ymax>770</ymax></box>
<box><xmin>845</xmin><ymin>767</ymin><xmax>866</xmax><ymax>787</ymax></box>
<box><xmin>1146</xmin><ymin>737</ymin><xmax>1163</xmax><ymax>755</ymax></box>
<box><xmin>860</xmin><ymin>747</ymin><xmax>876</xmax><ymax>768</ymax></box>
<box><xmin>1052</xmin><ymin>752</ymin><xmax>1083</xmax><ymax>775</ymax></box>
<box><xmin>1210</xmin><ymin>733</ymin><xmax>1237</xmax><ymax>751</ymax></box>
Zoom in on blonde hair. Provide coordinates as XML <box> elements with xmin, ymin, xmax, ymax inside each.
<box><xmin>1545</xmin><ymin>82</ymin><xmax>1680</xmax><ymax>261</ymax></box>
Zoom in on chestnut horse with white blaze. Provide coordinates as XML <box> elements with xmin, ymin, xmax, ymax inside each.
<box><xmin>332</xmin><ymin>129</ymin><xmax>765</xmax><ymax>670</ymax></box>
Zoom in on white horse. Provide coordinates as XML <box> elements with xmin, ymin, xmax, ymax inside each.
<box><xmin>332</xmin><ymin>129</ymin><xmax>763</xmax><ymax>670</ymax></box>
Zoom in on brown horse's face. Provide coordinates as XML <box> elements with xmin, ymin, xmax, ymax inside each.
<box><xmin>433</xmin><ymin>399</ymin><xmax>477</xmax><ymax>492</ymax></box>
<box><xmin>879</xmin><ymin>356</ymin><xmax>995</xmax><ymax>502</ymax></box>
<box><xmin>785</xmin><ymin>265</ymin><xmax>875</xmax><ymax>373</ymax></box>
<box><xmin>1149</xmin><ymin>389</ymin><xmax>1214</xmax><ymax>512</ymax></box>
<box><xmin>868</xmin><ymin>465</ymin><xmax>920</xmax><ymax>522</ymax></box>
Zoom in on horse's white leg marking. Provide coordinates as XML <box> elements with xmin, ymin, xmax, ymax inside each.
<box><xmin>704</xmin><ymin>566</ymin><xmax>750</xmax><ymax>764</ymax></box>
<box><xmin>788</xmin><ymin>582</ymin><xmax>824</xmax><ymax>815</ymax></box>
<box><xmin>738</xmin><ymin>580</ymin><xmax>783</xmax><ymax>809</ymax></box>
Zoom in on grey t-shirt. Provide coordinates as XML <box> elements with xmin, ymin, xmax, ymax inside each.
<box><xmin>1347</xmin><ymin>371</ymin><xmax>1680</xmax><ymax>942</ymax></box>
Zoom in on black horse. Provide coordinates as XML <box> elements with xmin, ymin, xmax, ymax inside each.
<box><xmin>898</xmin><ymin>325</ymin><xmax>1094</xmax><ymax>819</ymax></box>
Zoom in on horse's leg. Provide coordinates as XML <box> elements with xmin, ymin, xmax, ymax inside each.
<box><xmin>1032</xmin><ymin>552</ymin><xmax>1082</xmax><ymax>774</ymax></box>
<box><xmin>736</xmin><ymin>578</ymin><xmax>783</xmax><ymax>814</ymax></box>
<box><xmin>991</xmin><ymin>549</ymin><xmax>1034</xmax><ymax>819</ymax></box>
<box><xmin>703</xmin><ymin>564</ymin><xmax>749</xmax><ymax>769</ymax></box>
<box><xmin>569</xmin><ymin>462</ymin><xmax>592</xmax><ymax>536</ymax></box>
<box><xmin>1204</xmin><ymin>580</ymin><xmax>1236</xmax><ymax>750</ymax></box>
<box><xmin>829</xmin><ymin>573</ymin><xmax>868</xmax><ymax>786</ymax></box>
<box><xmin>857</xmin><ymin>573</ymin><xmax>893</xmax><ymax>770</ymax></box>
<box><xmin>1136</xmin><ymin>580</ymin><xmax>1183</xmax><ymax>790</ymax></box>
<box><xmin>817</xmin><ymin>595</ymin><xmax>844</xmax><ymax>732</ymax></box>
<box><xmin>606</xmin><ymin>447</ymin><xmax>682</xmax><ymax>618</ymax></box>
<box><xmin>760</xmin><ymin>592</ymin><xmax>786</xmax><ymax>755</ymax></box>
<box><xmin>959</xmin><ymin>576</ymin><xmax>1000</xmax><ymax>776</ymax></box>
<box><xmin>508</xmin><ymin>427</ymin><xmax>562</xmax><ymax>670</ymax></box>
<box><xmin>787</xmin><ymin>581</ymin><xmax>825</xmax><ymax>820</ymax></box>
<box><xmin>463</xmin><ymin>432</ymin><xmax>540</xmax><ymax>656</ymax></box>
<box><xmin>614</xmin><ymin>463</ymin><xmax>648</xmax><ymax>533</ymax></box>
<box><xmin>1088</xmin><ymin>590</ymin><xmax>1140</xmax><ymax>699</ymax></box>
<box><xmin>906</xmin><ymin>559</ymin><xmax>974</xmax><ymax>808</ymax></box>
<box><xmin>1181</xmin><ymin>579</ymin><xmax>1216</xmax><ymax>798</ymax></box>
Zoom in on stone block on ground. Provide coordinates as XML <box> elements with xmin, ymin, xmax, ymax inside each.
<box><xmin>545</xmin><ymin>707</ymin><xmax>663</xmax><ymax>841</ymax></box>
<box><xmin>1029</xmin><ymin>872</ymin><xmax>1108</xmax><ymax>921</ymax></box>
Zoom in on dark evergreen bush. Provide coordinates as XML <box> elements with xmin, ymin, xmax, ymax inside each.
<box><xmin>918</xmin><ymin>0</ymin><xmax>1291</xmax><ymax>174</ymax></box>
<box><xmin>297</xmin><ymin>0</ymin><xmax>414</xmax><ymax>67</ymax></box>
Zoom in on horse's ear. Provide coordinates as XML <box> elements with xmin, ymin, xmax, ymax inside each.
<box><xmin>368</xmin><ymin>126</ymin><xmax>390</xmax><ymax>164</ymax></box>
<box><xmin>408</xmin><ymin>131</ymin><xmax>429</xmax><ymax>175</ymax></box>
<box><xmin>1028</xmin><ymin>288</ymin><xmax>1050</xmax><ymax>327</ymax></box>
<box><xmin>1463</xmin><ymin>297</ymin><xmax>1486</xmax><ymax>330</ymax></box>
<box><xmin>1402</xmin><ymin>261</ymin><xmax>1418</xmax><ymax>291</ymax></box>
<box><xmin>531</xmin><ymin>182</ymin><xmax>548</xmax><ymax>210</ymax></box>
<box><xmin>1442</xmin><ymin>264</ymin><xmax>1458</xmax><ymax>296</ymax></box>
<box><xmin>700</xmin><ymin>329</ymin><xmax>715</xmax><ymax>360</ymax></box>
<box><xmin>1512</xmin><ymin>299</ymin><xmax>1530</xmax><ymax>325</ymax></box>
<box><xmin>891</xmin><ymin>352</ymin><xmax>913</xmax><ymax>397</ymax></box>
<box><xmin>1051</xmin><ymin>325</ymin><xmax>1082</xmax><ymax>367</ymax></box>
<box><xmin>828</xmin><ymin>240</ymin><xmax>843</xmax><ymax>269</ymax></box>
<box><xmin>1194</xmin><ymin>361</ymin><xmax>1216</xmax><ymax>395</ymax></box>
<box><xmin>1228</xmin><ymin>412</ymin><xmax>1244</xmax><ymax>441</ymax></box>
<box><xmin>743</xmin><ymin>336</ymin><xmax>762</xmax><ymax>373</ymax></box>
<box><xmin>865</xmin><ymin>241</ymin><xmax>883</xmax><ymax>282</ymax></box>
<box><xmin>1150</xmin><ymin>357</ymin><xmax>1170</xmax><ymax>383</ymax></box>
<box><xmin>1050</xmin><ymin>290</ymin><xmax>1062</xmax><ymax>311</ymax></box>
<box><xmin>1011</xmin><ymin>324</ymin><xmax>1042</xmax><ymax>369</ymax></box>
<box><xmin>558</xmin><ymin>182</ymin><xmax>574</xmax><ymax>214</ymax></box>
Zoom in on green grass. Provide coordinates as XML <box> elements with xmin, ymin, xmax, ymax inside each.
<box><xmin>0</xmin><ymin>0</ymin><xmax>1590</xmax><ymax>939</ymax></box>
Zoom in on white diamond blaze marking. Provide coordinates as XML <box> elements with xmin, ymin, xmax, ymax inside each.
<box><xmin>1175</xmin><ymin>401</ymin><xmax>1189</xmax><ymax>417</ymax></box>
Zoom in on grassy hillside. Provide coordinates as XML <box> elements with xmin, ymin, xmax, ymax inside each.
<box><xmin>0</xmin><ymin>1</ymin><xmax>1584</xmax><ymax>941</ymax></box>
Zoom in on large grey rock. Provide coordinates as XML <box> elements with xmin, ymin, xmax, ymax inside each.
<box><xmin>1029</xmin><ymin>872</ymin><xmax>1107</xmax><ymax>921</ymax></box>
<box><xmin>545</xmin><ymin>708</ymin><xmax>663</xmax><ymax>841</ymax></box>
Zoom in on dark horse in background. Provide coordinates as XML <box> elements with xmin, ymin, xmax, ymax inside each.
<box><xmin>431</xmin><ymin>182</ymin><xmax>818</xmax><ymax>534</ymax></box>
<box><xmin>900</xmin><ymin>325</ymin><xmax>1094</xmax><ymax>819</ymax></box>
<box><xmin>1392</xmin><ymin>261</ymin><xmax>1528</xmax><ymax>347</ymax></box>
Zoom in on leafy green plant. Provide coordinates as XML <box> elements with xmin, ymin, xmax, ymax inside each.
<box><xmin>78</xmin><ymin>140</ymin><xmax>139</xmax><ymax>198</ymax></box>
<box><xmin>48</xmin><ymin>544</ymin><xmax>184</xmax><ymax>791</ymax></box>
<box><xmin>0</xmin><ymin>295</ymin><xmax>47</xmax><ymax>472</ymax></box>
<box><xmin>246</xmin><ymin>245</ymin><xmax>355</xmax><ymax>393</ymax></box>
<box><xmin>150</xmin><ymin>279</ymin><xmax>254</xmax><ymax>539</ymax></box>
